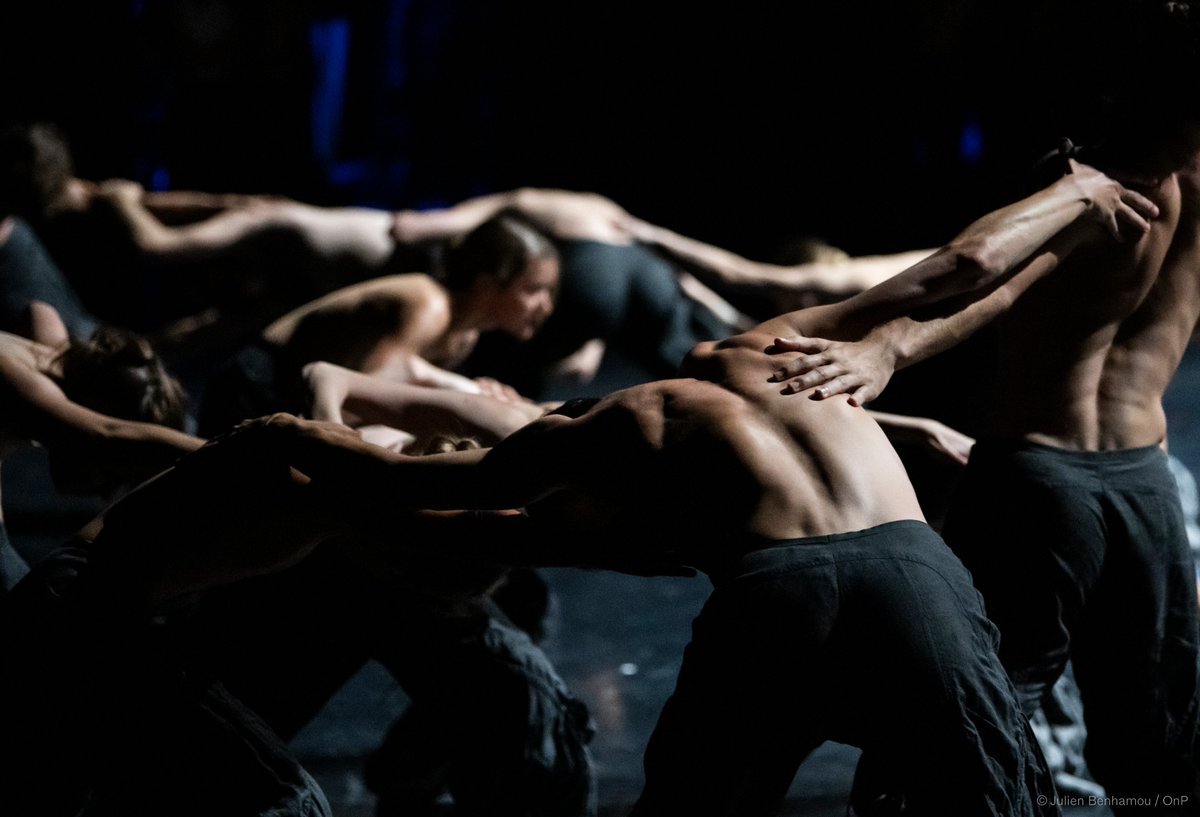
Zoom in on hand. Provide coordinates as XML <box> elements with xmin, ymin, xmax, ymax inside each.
<box><xmin>1066</xmin><ymin>159</ymin><xmax>1159</xmax><ymax>242</ymax></box>
<box><xmin>766</xmin><ymin>334</ymin><xmax>896</xmax><ymax>406</ymax></box>
<box><xmin>472</xmin><ymin>377</ymin><xmax>529</xmax><ymax>404</ymax></box>
<box><xmin>214</xmin><ymin>412</ymin><xmax>361</xmax><ymax>458</ymax></box>
<box><xmin>546</xmin><ymin>338</ymin><xmax>605</xmax><ymax>385</ymax></box>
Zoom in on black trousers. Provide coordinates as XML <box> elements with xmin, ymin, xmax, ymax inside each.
<box><xmin>632</xmin><ymin>520</ymin><xmax>1055</xmax><ymax>817</ymax></box>
<box><xmin>0</xmin><ymin>546</ymin><xmax>331</xmax><ymax>817</ymax></box>
<box><xmin>944</xmin><ymin>440</ymin><xmax>1200</xmax><ymax>815</ymax></box>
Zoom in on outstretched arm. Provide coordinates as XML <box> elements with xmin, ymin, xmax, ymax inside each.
<box><xmin>0</xmin><ymin>355</ymin><xmax>202</xmax><ymax>486</ymax></box>
<box><xmin>304</xmin><ymin>360</ymin><xmax>542</xmax><ymax>445</ymax></box>
<box><xmin>227</xmin><ymin>403</ymin><xmax>598</xmax><ymax>517</ymax></box>
<box><xmin>632</xmin><ymin>217</ymin><xmax>932</xmax><ymax>300</ymax></box>
<box><xmin>96</xmin><ymin>179</ymin><xmax>283</xmax><ymax>260</ymax></box>
<box><xmin>140</xmin><ymin>189</ymin><xmax>285</xmax><ymax>223</ymax></box>
<box><xmin>756</xmin><ymin>161</ymin><xmax>1159</xmax><ymax>403</ymax></box>
<box><xmin>868</xmin><ymin>410</ymin><xmax>975</xmax><ymax>466</ymax></box>
<box><xmin>391</xmin><ymin>192</ymin><xmax>520</xmax><ymax>243</ymax></box>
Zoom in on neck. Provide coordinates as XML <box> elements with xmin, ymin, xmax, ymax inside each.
<box><xmin>0</xmin><ymin>217</ymin><xmax>13</xmax><ymax>246</ymax></box>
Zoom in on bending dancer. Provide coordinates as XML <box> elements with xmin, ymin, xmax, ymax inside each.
<box><xmin>199</xmin><ymin>212</ymin><xmax>557</xmax><ymax>434</ymax></box>
<box><xmin>222</xmin><ymin>165</ymin><xmax>1155</xmax><ymax>812</ymax></box>
<box><xmin>0</xmin><ymin>123</ymin><xmax>428</xmax><ymax>341</ymax></box>
<box><xmin>0</xmin><ymin>314</ymin><xmax>197</xmax><ymax>591</ymax></box>
<box><xmin>0</xmin><ymin>433</ymin><xmax>596</xmax><ymax>816</ymax></box>
<box><xmin>233</xmin><ymin>303</ymin><xmax>1056</xmax><ymax>815</ymax></box>
<box><xmin>392</xmin><ymin>188</ymin><xmax>747</xmax><ymax>391</ymax></box>
<box><xmin>4</xmin><ymin>158</ymin><xmax>1129</xmax><ymax>815</ymax></box>
<box><xmin>768</xmin><ymin>29</ymin><xmax>1200</xmax><ymax>811</ymax></box>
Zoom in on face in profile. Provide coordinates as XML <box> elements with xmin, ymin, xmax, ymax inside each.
<box><xmin>491</xmin><ymin>255</ymin><xmax>560</xmax><ymax>341</ymax></box>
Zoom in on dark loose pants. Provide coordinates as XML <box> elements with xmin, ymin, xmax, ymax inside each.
<box><xmin>192</xmin><ymin>545</ymin><xmax>597</xmax><ymax>817</ymax></box>
<box><xmin>943</xmin><ymin>440</ymin><xmax>1200</xmax><ymax>815</ymax></box>
<box><xmin>0</xmin><ymin>546</ymin><xmax>331</xmax><ymax>817</ymax></box>
<box><xmin>631</xmin><ymin>521</ymin><xmax>1055</xmax><ymax>817</ymax></box>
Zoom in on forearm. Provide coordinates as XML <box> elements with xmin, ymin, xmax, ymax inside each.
<box><xmin>140</xmin><ymin>190</ymin><xmax>256</xmax><ymax>222</ymax></box>
<box><xmin>798</xmin><ymin>249</ymin><xmax>937</xmax><ymax>294</ymax></box>
<box><xmin>311</xmin><ymin>362</ymin><xmax>538</xmax><ymax>443</ymax></box>
<box><xmin>762</xmin><ymin>178</ymin><xmax>1101</xmax><ymax>342</ymax></box>
<box><xmin>636</xmin><ymin>221</ymin><xmax>776</xmax><ymax>288</ymax></box>
<box><xmin>404</xmin><ymin>355</ymin><xmax>484</xmax><ymax>394</ymax></box>
<box><xmin>104</xmin><ymin>194</ymin><xmax>182</xmax><ymax>256</ymax></box>
<box><xmin>866</xmin><ymin>242</ymin><xmax>1058</xmax><ymax>371</ymax></box>
<box><xmin>279</xmin><ymin>421</ymin><xmax>521</xmax><ymax>511</ymax></box>
<box><xmin>392</xmin><ymin>192</ymin><xmax>518</xmax><ymax>243</ymax></box>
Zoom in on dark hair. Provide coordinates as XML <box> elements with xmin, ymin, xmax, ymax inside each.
<box><xmin>0</xmin><ymin>123</ymin><xmax>74</xmax><ymax>221</ymax></box>
<box><xmin>440</xmin><ymin>212</ymin><xmax>558</xmax><ymax>293</ymax></box>
<box><xmin>55</xmin><ymin>327</ymin><xmax>187</xmax><ymax>430</ymax></box>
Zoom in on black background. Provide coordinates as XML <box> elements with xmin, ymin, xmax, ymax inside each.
<box><xmin>1</xmin><ymin>0</ymin><xmax>1071</xmax><ymax>260</ymax></box>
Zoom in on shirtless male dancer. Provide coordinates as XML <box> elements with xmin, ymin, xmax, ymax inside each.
<box><xmin>201</xmin><ymin>159</ymin><xmax>1159</xmax><ymax>815</ymax></box>
<box><xmin>0</xmin><ymin>133</ymin><xmax>1145</xmax><ymax>817</ymax></box>
<box><xmin>767</xmin><ymin>15</ymin><xmax>1200</xmax><ymax>811</ymax></box>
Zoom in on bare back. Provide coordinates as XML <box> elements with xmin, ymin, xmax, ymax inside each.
<box><xmin>522</xmin><ymin>333</ymin><xmax>924</xmax><ymax>561</ymax></box>
<box><xmin>993</xmin><ymin>160</ymin><xmax>1200</xmax><ymax>449</ymax></box>
<box><xmin>508</xmin><ymin>189</ymin><xmax>634</xmax><ymax>245</ymax></box>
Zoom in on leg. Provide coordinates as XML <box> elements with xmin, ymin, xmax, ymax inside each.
<box><xmin>830</xmin><ymin>527</ymin><xmax>1054</xmax><ymax>817</ymax></box>
<box><xmin>1</xmin><ymin>547</ymin><xmax>332</xmax><ymax>817</ymax></box>
<box><xmin>631</xmin><ymin>561</ymin><xmax>833</xmax><ymax>817</ymax></box>
<box><xmin>1072</xmin><ymin>455</ymin><xmax>1200</xmax><ymax>814</ymax></box>
<box><xmin>372</xmin><ymin>598</ymin><xmax>596</xmax><ymax>817</ymax></box>
<box><xmin>942</xmin><ymin>443</ymin><xmax>1107</xmax><ymax>714</ymax></box>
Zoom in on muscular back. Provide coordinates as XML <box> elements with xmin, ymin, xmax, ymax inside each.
<box><xmin>516</xmin><ymin>331</ymin><xmax>923</xmax><ymax>560</ymax></box>
<box><xmin>994</xmin><ymin>157</ymin><xmax>1200</xmax><ymax>449</ymax></box>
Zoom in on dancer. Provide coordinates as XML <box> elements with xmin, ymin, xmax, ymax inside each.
<box><xmin>769</xmin><ymin>30</ymin><xmax>1200</xmax><ymax>807</ymax></box>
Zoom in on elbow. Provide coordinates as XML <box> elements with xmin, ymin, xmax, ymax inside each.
<box><xmin>946</xmin><ymin>237</ymin><xmax>1007</xmax><ymax>292</ymax></box>
<box><xmin>510</xmin><ymin>187</ymin><xmax>543</xmax><ymax>213</ymax></box>
<box><xmin>131</xmin><ymin>230</ymin><xmax>178</xmax><ymax>259</ymax></box>
<box><xmin>302</xmin><ymin>360</ymin><xmax>334</xmax><ymax>384</ymax></box>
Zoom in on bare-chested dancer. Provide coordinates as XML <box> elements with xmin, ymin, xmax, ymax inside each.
<box><xmin>766</xmin><ymin>13</ymin><xmax>1200</xmax><ymax>806</ymax></box>
<box><xmin>202</xmin><ymin>162</ymin><xmax>1157</xmax><ymax>814</ymax></box>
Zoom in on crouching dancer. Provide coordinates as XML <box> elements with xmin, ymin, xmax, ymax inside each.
<box><xmin>238</xmin><ymin>308</ymin><xmax>1057</xmax><ymax>815</ymax></box>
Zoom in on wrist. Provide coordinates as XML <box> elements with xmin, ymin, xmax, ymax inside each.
<box><xmin>867</xmin><ymin>322</ymin><xmax>905</xmax><ymax>369</ymax></box>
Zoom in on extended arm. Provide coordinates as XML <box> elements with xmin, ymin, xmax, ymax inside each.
<box><xmin>228</xmin><ymin>404</ymin><xmax>596</xmax><ymax>517</ymax></box>
<box><xmin>868</xmin><ymin>410</ymin><xmax>975</xmax><ymax>465</ymax></box>
<box><xmin>632</xmin><ymin>217</ymin><xmax>931</xmax><ymax>299</ymax></box>
<box><xmin>0</xmin><ymin>356</ymin><xmax>202</xmax><ymax>484</ymax></box>
<box><xmin>304</xmin><ymin>361</ymin><xmax>542</xmax><ymax>444</ymax></box>
<box><xmin>757</xmin><ymin>161</ymin><xmax>1159</xmax><ymax>402</ymax></box>
<box><xmin>140</xmin><ymin>189</ymin><xmax>284</xmax><ymax>223</ymax></box>
<box><xmin>391</xmin><ymin>192</ymin><xmax>519</xmax><ymax>243</ymax></box>
<box><xmin>97</xmin><ymin>179</ymin><xmax>283</xmax><ymax>260</ymax></box>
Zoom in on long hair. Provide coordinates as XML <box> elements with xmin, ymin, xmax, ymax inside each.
<box><xmin>440</xmin><ymin>212</ymin><xmax>558</xmax><ymax>293</ymax></box>
<box><xmin>55</xmin><ymin>327</ymin><xmax>187</xmax><ymax>430</ymax></box>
